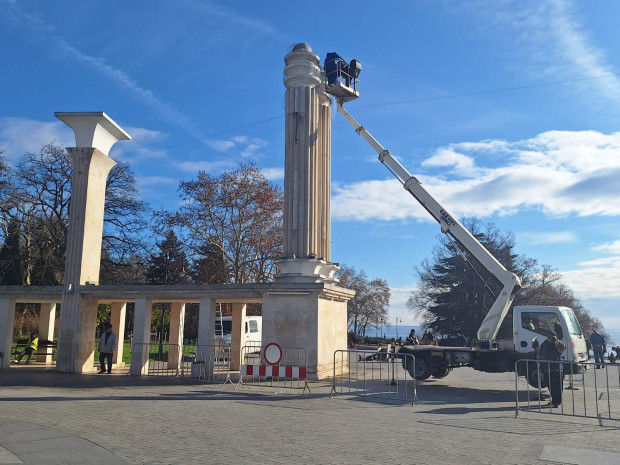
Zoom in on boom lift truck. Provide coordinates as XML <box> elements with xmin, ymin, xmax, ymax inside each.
<box><xmin>323</xmin><ymin>54</ymin><xmax>589</xmax><ymax>384</ymax></box>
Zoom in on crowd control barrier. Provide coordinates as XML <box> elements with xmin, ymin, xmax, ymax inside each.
<box><xmin>180</xmin><ymin>342</ymin><xmax>232</xmax><ymax>385</ymax></box>
<box><xmin>330</xmin><ymin>349</ymin><xmax>418</xmax><ymax>405</ymax></box>
<box><xmin>130</xmin><ymin>343</ymin><xmax>182</xmax><ymax>377</ymax></box>
<box><xmin>236</xmin><ymin>343</ymin><xmax>310</xmax><ymax>394</ymax></box>
<box><xmin>515</xmin><ymin>359</ymin><xmax>620</xmax><ymax>420</ymax></box>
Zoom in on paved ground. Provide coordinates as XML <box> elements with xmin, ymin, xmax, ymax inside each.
<box><xmin>0</xmin><ymin>364</ymin><xmax>618</xmax><ymax>464</ymax></box>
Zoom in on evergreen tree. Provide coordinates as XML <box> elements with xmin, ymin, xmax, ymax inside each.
<box><xmin>0</xmin><ymin>217</ymin><xmax>25</xmax><ymax>285</ymax></box>
<box><xmin>146</xmin><ymin>230</ymin><xmax>190</xmax><ymax>285</ymax></box>
<box><xmin>408</xmin><ymin>219</ymin><xmax>533</xmax><ymax>337</ymax></box>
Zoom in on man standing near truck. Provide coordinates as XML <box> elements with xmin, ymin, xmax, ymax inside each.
<box><xmin>538</xmin><ymin>331</ymin><xmax>566</xmax><ymax>408</ymax></box>
<box><xmin>589</xmin><ymin>329</ymin><xmax>605</xmax><ymax>368</ymax></box>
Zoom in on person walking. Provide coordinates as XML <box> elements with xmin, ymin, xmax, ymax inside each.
<box><xmin>98</xmin><ymin>322</ymin><xmax>118</xmax><ymax>374</ymax></box>
<box><xmin>538</xmin><ymin>331</ymin><xmax>566</xmax><ymax>408</ymax></box>
<box><xmin>589</xmin><ymin>329</ymin><xmax>605</xmax><ymax>368</ymax></box>
<box><xmin>15</xmin><ymin>331</ymin><xmax>39</xmax><ymax>364</ymax></box>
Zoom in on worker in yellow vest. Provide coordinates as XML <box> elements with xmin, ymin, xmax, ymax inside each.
<box><xmin>16</xmin><ymin>331</ymin><xmax>39</xmax><ymax>364</ymax></box>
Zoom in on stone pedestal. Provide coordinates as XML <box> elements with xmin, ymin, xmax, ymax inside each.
<box><xmin>262</xmin><ymin>284</ymin><xmax>351</xmax><ymax>379</ymax></box>
<box><xmin>130</xmin><ymin>298</ymin><xmax>152</xmax><ymax>375</ymax></box>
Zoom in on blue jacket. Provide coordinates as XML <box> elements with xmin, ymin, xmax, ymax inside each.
<box><xmin>590</xmin><ymin>332</ymin><xmax>605</xmax><ymax>348</ymax></box>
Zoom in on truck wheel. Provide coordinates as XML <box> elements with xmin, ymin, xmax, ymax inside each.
<box><xmin>406</xmin><ymin>358</ymin><xmax>431</xmax><ymax>380</ymax></box>
<box><xmin>431</xmin><ymin>367</ymin><xmax>450</xmax><ymax>379</ymax></box>
<box><xmin>430</xmin><ymin>356</ymin><xmax>450</xmax><ymax>379</ymax></box>
<box><xmin>527</xmin><ymin>366</ymin><xmax>548</xmax><ymax>389</ymax></box>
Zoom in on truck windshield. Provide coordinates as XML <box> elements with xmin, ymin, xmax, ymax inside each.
<box><xmin>561</xmin><ymin>309</ymin><xmax>583</xmax><ymax>335</ymax></box>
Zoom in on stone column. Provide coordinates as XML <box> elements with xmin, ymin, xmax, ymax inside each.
<box><xmin>38</xmin><ymin>303</ymin><xmax>57</xmax><ymax>364</ymax></box>
<box><xmin>168</xmin><ymin>302</ymin><xmax>185</xmax><ymax>370</ymax></box>
<box><xmin>0</xmin><ymin>298</ymin><xmax>16</xmax><ymax>369</ymax></box>
<box><xmin>276</xmin><ymin>43</ymin><xmax>338</xmax><ymax>283</ymax></box>
<box><xmin>110</xmin><ymin>302</ymin><xmax>126</xmax><ymax>366</ymax></box>
<box><xmin>230</xmin><ymin>303</ymin><xmax>247</xmax><ymax>370</ymax></box>
<box><xmin>130</xmin><ymin>298</ymin><xmax>152</xmax><ymax>375</ymax></box>
<box><xmin>197</xmin><ymin>297</ymin><xmax>216</xmax><ymax>358</ymax></box>
<box><xmin>55</xmin><ymin>112</ymin><xmax>130</xmax><ymax>373</ymax></box>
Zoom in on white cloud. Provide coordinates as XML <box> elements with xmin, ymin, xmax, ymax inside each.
<box><xmin>0</xmin><ymin>118</ymin><xmax>72</xmax><ymax>158</ymax></box>
<box><xmin>261</xmin><ymin>167</ymin><xmax>284</xmax><ymax>181</ymax></box>
<box><xmin>593</xmin><ymin>240</ymin><xmax>620</xmax><ymax>255</ymax></box>
<box><xmin>469</xmin><ymin>0</ymin><xmax>620</xmax><ymax>106</ymax></box>
<box><xmin>332</xmin><ymin>129</ymin><xmax>620</xmax><ymax>222</ymax></box>
<box><xmin>517</xmin><ymin>231</ymin><xmax>577</xmax><ymax>245</ymax></box>
<box><xmin>136</xmin><ymin>176</ymin><xmax>178</xmax><ymax>188</ymax></box>
<box><xmin>207</xmin><ymin>140</ymin><xmax>236</xmax><ymax>152</ymax></box>
<box><xmin>421</xmin><ymin>148</ymin><xmax>479</xmax><ymax>177</ymax></box>
<box><xmin>111</xmin><ymin>126</ymin><xmax>169</xmax><ymax>162</ymax></box>
<box><xmin>559</xmin><ymin>238</ymin><xmax>620</xmax><ymax>301</ymax></box>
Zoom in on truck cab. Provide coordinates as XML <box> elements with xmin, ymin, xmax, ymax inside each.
<box><xmin>513</xmin><ymin>306</ymin><xmax>588</xmax><ymax>363</ymax></box>
<box><xmin>215</xmin><ymin>316</ymin><xmax>262</xmax><ymax>346</ymax></box>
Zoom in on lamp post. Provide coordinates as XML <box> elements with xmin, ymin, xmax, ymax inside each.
<box><xmin>396</xmin><ymin>317</ymin><xmax>402</xmax><ymax>340</ymax></box>
<box><xmin>380</xmin><ymin>318</ymin><xmax>385</xmax><ymax>341</ymax></box>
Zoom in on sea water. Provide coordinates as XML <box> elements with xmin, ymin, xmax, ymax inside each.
<box><xmin>370</xmin><ymin>325</ymin><xmax>620</xmax><ymax>346</ymax></box>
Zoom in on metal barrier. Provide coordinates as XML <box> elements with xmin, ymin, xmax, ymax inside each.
<box><xmin>515</xmin><ymin>359</ymin><xmax>620</xmax><ymax>420</ymax></box>
<box><xmin>130</xmin><ymin>343</ymin><xmax>182</xmax><ymax>377</ymax></box>
<box><xmin>180</xmin><ymin>342</ymin><xmax>233</xmax><ymax>385</ymax></box>
<box><xmin>330</xmin><ymin>349</ymin><xmax>418</xmax><ymax>405</ymax></box>
<box><xmin>236</xmin><ymin>344</ymin><xmax>310</xmax><ymax>394</ymax></box>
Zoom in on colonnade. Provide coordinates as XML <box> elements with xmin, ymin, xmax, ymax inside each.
<box><xmin>0</xmin><ymin>296</ymin><xmax>250</xmax><ymax>372</ymax></box>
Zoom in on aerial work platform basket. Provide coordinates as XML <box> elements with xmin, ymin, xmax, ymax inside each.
<box><xmin>324</xmin><ymin>52</ymin><xmax>361</xmax><ymax>103</ymax></box>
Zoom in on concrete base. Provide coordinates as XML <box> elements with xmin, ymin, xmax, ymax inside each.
<box><xmin>262</xmin><ymin>283</ymin><xmax>351</xmax><ymax>380</ymax></box>
<box><xmin>275</xmin><ymin>258</ymin><xmax>339</xmax><ymax>284</ymax></box>
<box><xmin>56</xmin><ymin>295</ymin><xmax>98</xmax><ymax>373</ymax></box>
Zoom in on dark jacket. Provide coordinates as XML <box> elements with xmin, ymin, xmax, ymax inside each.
<box><xmin>539</xmin><ymin>338</ymin><xmax>566</xmax><ymax>362</ymax></box>
<box><xmin>454</xmin><ymin>335</ymin><xmax>467</xmax><ymax>347</ymax></box>
<box><xmin>590</xmin><ymin>332</ymin><xmax>605</xmax><ymax>348</ymax></box>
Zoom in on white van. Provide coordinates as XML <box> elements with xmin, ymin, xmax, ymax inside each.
<box><xmin>215</xmin><ymin>316</ymin><xmax>262</xmax><ymax>346</ymax></box>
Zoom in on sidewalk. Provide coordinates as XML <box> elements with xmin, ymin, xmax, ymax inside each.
<box><xmin>0</xmin><ymin>366</ymin><xmax>618</xmax><ymax>464</ymax></box>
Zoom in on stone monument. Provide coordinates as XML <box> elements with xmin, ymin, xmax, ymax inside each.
<box><xmin>261</xmin><ymin>44</ymin><xmax>353</xmax><ymax>379</ymax></box>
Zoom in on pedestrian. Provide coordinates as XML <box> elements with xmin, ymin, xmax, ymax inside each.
<box><xmin>15</xmin><ymin>331</ymin><xmax>38</xmax><ymax>364</ymax></box>
<box><xmin>538</xmin><ymin>331</ymin><xmax>566</xmax><ymax>408</ymax></box>
<box><xmin>589</xmin><ymin>329</ymin><xmax>605</xmax><ymax>368</ymax></box>
<box><xmin>98</xmin><ymin>322</ymin><xmax>118</xmax><ymax>374</ymax></box>
<box><xmin>454</xmin><ymin>330</ymin><xmax>467</xmax><ymax>347</ymax></box>
<box><xmin>406</xmin><ymin>328</ymin><xmax>419</xmax><ymax>345</ymax></box>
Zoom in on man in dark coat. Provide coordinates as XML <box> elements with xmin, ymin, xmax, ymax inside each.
<box><xmin>538</xmin><ymin>331</ymin><xmax>566</xmax><ymax>407</ymax></box>
<box><xmin>454</xmin><ymin>330</ymin><xmax>467</xmax><ymax>347</ymax></box>
<box><xmin>589</xmin><ymin>329</ymin><xmax>605</xmax><ymax>368</ymax></box>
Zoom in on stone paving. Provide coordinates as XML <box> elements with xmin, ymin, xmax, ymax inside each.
<box><xmin>0</xmin><ymin>365</ymin><xmax>618</xmax><ymax>464</ymax></box>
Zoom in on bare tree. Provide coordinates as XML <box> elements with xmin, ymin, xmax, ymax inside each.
<box><xmin>165</xmin><ymin>163</ymin><xmax>283</xmax><ymax>284</ymax></box>
<box><xmin>1</xmin><ymin>143</ymin><xmax>149</xmax><ymax>285</ymax></box>
<box><xmin>338</xmin><ymin>265</ymin><xmax>390</xmax><ymax>337</ymax></box>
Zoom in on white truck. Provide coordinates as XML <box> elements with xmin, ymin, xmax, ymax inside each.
<box><xmin>324</xmin><ymin>55</ymin><xmax>589</xmax><ymax>385</ymax></box>
<box><xmin>215</xmin><ymin>315</ymin><xmax>262</xmax><ymax>346</ymax></box>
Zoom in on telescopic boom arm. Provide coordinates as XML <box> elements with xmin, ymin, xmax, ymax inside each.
<box><xmin>335</xmin><ymin>102</ymin><xmax>522</xmax><ymax>345</ymax></box>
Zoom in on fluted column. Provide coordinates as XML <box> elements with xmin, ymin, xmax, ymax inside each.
<box><xmin>277</xmin><ymin>43</ymin><xmax>338</xmax><ymax>283</ymax></box>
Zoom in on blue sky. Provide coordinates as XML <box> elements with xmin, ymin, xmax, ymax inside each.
<box><xmin>2</xmin><ymin>0</ymin><xmax>620</xmax><ymax>332</ymax></box>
